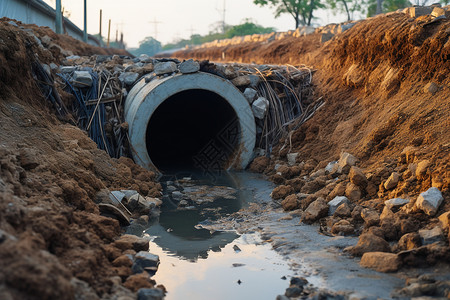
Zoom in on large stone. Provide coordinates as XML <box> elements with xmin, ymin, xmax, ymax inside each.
<box><xmin>128</xmin><ymin>194</ymin><xmax>155</xmax><ymax>214</ymax></box>
<box><xmin>18</xmin><ymin>148</ymin><xmax>40</xmax><ymax>170</ymax></box>
<box><xmin>72</xmin><ymin>71</ymin><xmax>93</xmax><ymax>87</ymax></box>
<box><xmin>271</xmin><ymin>185</ymin><xmax>294</xmax><ymax>200</ymax></box>
<box><xmin>384</xmin><ymin>172</ymin><xmax>400</xmax><ymax>190</ymax></box>
<box><xmin>252</xmin><ymin>97</ymin><xmax>269</xmax><ymax>119</ymax></box>
<box><xmin>337</xmin><ymin>152</ymin><xmax>358</xmax><ymax>174</ymax></box>
<box><xmin>154</xmin><ymin>61</ymin><xmax>177</xmax><ymax>75</ymax></box>
<box><xmin>419</xmin><ymin>227</ymin><xmax>444</xmax><ymax>245</ymax></box>
<box><xmin>178</xmin><ymin>59</ymin><xmax>200</xmax><ymax>74</ymax></box>
<box><xmin>438</xmin><ymin>211</ymin><xmax>450</xmax><ymax>229</ymax></box>
<box><xmin>331</xmin><ymin>219</ymin><xmax>354</xmax><ymax>235</ymax></box>
<box><xmin>397</xmin><ymin>232</ymin><xmax>422</xmax><ymax>251</ymax></box>
<box><xmin>243</xmin><ymin>88</ymin><xmax>257</xmax><ymax>104</ymax></box>
<box><xmin>281</xmin><ymin>194</ymin><xmax>299</xmax><ymax>211</ymax></box>
<box><xmin>132</xmin><ymin>251</ymin><xmax>160</xmax><ymax>274</ymax></box>
<box><xmin>361</xmin><ymin>208</ymin><xmax>380</xmax><ymax>227</ymax></box>
<box><xmin>113</xmin><ymin>234</ymin><xmax>150</xmax><ymax>252</ymax></box>
<box><xmin>345</xmin><ymin>233</ymin><xmax>390</xmax><ymax>256</ymax></box>
<box><xmin>98</xmin><ymin>203</ymin><xmax>130</xmax><ymax>226</ymax></box>
<box><xmin>231</xmin><ymin>75</ymin><xmax>251</xmax><ymax>87</ymax></box>
<box><xmin>345</xmin><ymin>182</ymin><xmax>361</xmax><ymax>201</ymax></box>
<box><xmin>360</xmin><ymin>252</ymin><xmax>401</xmax><ymax>273</ymax></box>
<box><xmin>320</xmin><ymin>32</ymin><xmax>334</xmax><ymax>43</ymax></box>
<box><xmin>119</xmin><ymin>72</ymin><xmax>139</xmax><ymax>86</ymax></box>
<box><xmin>349</xmin><ymin>166</ymin><xmax>367</xmax><ymax>187</ymax></box>
<box><xmin>385</xmin><ymin>198</ymin><xmax>410</xmax><ymax>209</ymax></box>
<box><xmin>137</xmin><ymin>288</ymin><xmax>164</xmax><ymax>300</ymax></box>
<box><xmin>416</xmin><ymin>160</ymin><xmax>431</xmax><ymax>178</ymax></box>
<box><xmin>415</xmin><ymin>187</ymin><xmax>444</xmax><ymax>216</ymax></box>
<box><xmin>328</xmin><ymin>196</ymin><xmax>349</xmax><ymax>216</ymax></box>
<box><xmin>301</xmin><ymin>198</ymin><xmax>329</xmax><ymax>224</ymax></box>
<box><xmin>334</xmin><ymin>202</ymin><xmax>352</xmax><ymax>218</ymax></box>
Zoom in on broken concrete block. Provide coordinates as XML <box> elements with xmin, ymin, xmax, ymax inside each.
<box><xmin>287</xmin><ymin>153</ymin><xmax>298</xmax><ymax>166</ymax></box>
<box><xmin>328</xmin><ymin>196</ymin><xmax>349</xmax><ymax>216</ymax></box>
<box><xmin>337</xmin><ymin>23</ymin><xmax>356</xmax><ymax>33</ymax></box>
<box><xmin>415</xmin><ymin>187</ymin><xmax>444</xmax><ymax>216</ymax></box>
<box><xmin>252</xmin><ymin>97</ymin><xmax>269</xmax><ymax>119</ymax></box>
<box><xmin>385</xmin><ymin>198</ymin><xmax>410</xmax><ymax>209</ymax></box>
<box><xmin>419</xmin><ymin>226</ymin><xmax>444</xmax><ymax>245</ymax></box>
<box><xmin>72</xmin><ymin>71</ymin><xmax>93</xmax><ymax>87</ymax></box>
<box><xmin>431</xmin><ymin>6</ymin><xmax>446</xmax><ymax>17</ymax></box>
<box><xmin>132</xmin><ymin>251</ymin><xmax>160</xmax><ymax>274</ymax></box>
<box><xmin>243</xmin><ymin>88</ymin><xmax>258</xmax><ymax>104</ymax></box>
<box><xmin>119</xmin><ymin>72</ymin><xmax>139</xmax><ymax>86</ymax></box>
<box><xmin>337</xmin><ymin>152</ymin><xmax>358</xmax><ymax>174</ymax></box>
<box><xmin>154</xmin><ymin>61</ymin><xmax>177</xmax><ymax>75</ymax></box>
<box><xmin>178</xmin><ymin>59</ymin><xmax>200</xmax><ymax>74</ymax></box>
<box><xmin>408</xmin><ymin>6</ymin><xmax>433</xmax><ymax>17</ymax></box>
<box><xmin>438</xmin><ymin>211</ymin><xmax>450</xmax><ymax>229</ymax></box>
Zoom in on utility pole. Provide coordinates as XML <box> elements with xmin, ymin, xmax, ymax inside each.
<box><xmin>107</xmin><ymin>19</ymin><xmax>111</xmax><ymax>47</ymax></box>
<box><xmin>83</xmin><ymin>0</ymin><xmax>88</xmax><ymax>42</ymax></box>
<box><xmin>148</xmin><ymin>18</ymin><xmax>162</xmax><ymax>40</ymax></box>
<box><xmin>99</xmin><ymin>9</ymin><xmax>102</xmax><ymax>37</ymax></box>
<box><xmin>55</xmin><ymin>0</ymin><xmax>62</xmax><ymax>34</ymax></box>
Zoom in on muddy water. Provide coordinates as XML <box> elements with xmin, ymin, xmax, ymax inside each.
<box><xmin>126</xmin><ymin>171</ymin><xmax>409</xmax><ymax>299</ymax></box>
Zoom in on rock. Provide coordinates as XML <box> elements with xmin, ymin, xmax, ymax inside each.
<box><xmin>384</xmin><ymin>172</ymin><xmax>400</xmax><ymax>190</ymax></box>
<box><xmin>360</xmin><ymin>252</ymin><xmax>401</xmax><ymax>272</ymax></box>
<box><xmin>287</xmin><ymin>153</ymin><xmax>298</xmax><ymax>166</ymax></box>
<box><xmin>343</xmin><ymin>64</ymin><xmax>364</xmax><ymax>87</ymax></box>
<box><xmin>328</xmin><ymin>182</ymin><xmax>347</xmax><ymax>200</ymax></box>
<box><xmin>334</xmin><ymin>202</ymin><xmax>352</xmax><ymax>218</ymax></box>
<box><xmin>415</xmin><ymin>187</ymin><xmax>444</xmax><ymax>216</ymax></box>
<box><xmin>223</xmin><ymin>65</ymin><xmax>238</xmax><ymax>79</ymax></box>
<box><xmin>345</xmin><ymin>182</ymin><xmax>361</xmax><ymax>201</ymax></box>
<box><xmin>424</xmin><ymin>82</ymin><xmax>439</xmax><ymax>95</ymax></box>
<box><xmin>337</xmin><ymin>152</ymin><xmax>358</xmax><ymax>174</ymax></box>
<box><xmin>248</xmin><ymin>74</ymin><xmax>260</xmax><ymax>87</ymax></box>
<box><xmin>137</xmin><ymin>288</ymin><xmax>164</xmax><ymax>300</ymax></box>
<box><xmin>385</xmin><ymin>198</ymin><xmax>410</xmax><ymax>209</ymax></box>
<box><xmin>98</xmin><ymin>203</ymin><xmax>130</xmax><ymax>226</ymax></box>
<box><xmin>231</xmin><ymin>75</ymin><xmax>251</xmax><ymax>87</ymax></box>
<box><xmin>178</xmin><ymin>59</ymin><xmax>200</xmax><ymax>74</ymax></box>
<box><xmin>112</xmin><ymin>255</ymin><xmax>133</xmax><ymax>268</ymax></box>
<box><xmin>328</xmin><ymin>196</ymin><xmax>349</xmax><ymax>216</ymax></box>
<box><xmin>109</xmin><ymin>190</ymin><xmax>126</xmax><ymax>205</ymax></box>
<box><xmin>119</xmin><ymin>72</ymin><xmax>139</xmax><ymax>86</ymax></box>
<box><xmin>71</xmin><ymin>278</ymin><xmax>100</xmax><ymax>300</ymax></box>
<box><xmin>139</xmin><ymin>54</ymin><xmax>153</xmax><ymax>63</ymax></box>
<box><xmin>290</xmin><ymin>277</ymin><xmax>308</xmax><ymax>288</ymax></box>
<box><xmin>285</xmin><ymin>287</ymin><xmax>303</xmax><ymax>298</ymax></box>
<box><xmin>406</xmin><ymin>6</ymin><xmax>433</xmax><ymax>17</ymax></box>
<box><xmin>438</xmin><ymin>212</ymin><xmax>450</xmax><ymax>229</ymax></box>
<box><xmin>331</xmin><ymin>219</ymin><xmax>354</xmax><ymax>235</ymax></box>
<box><xmin>361</xmin><ymin>208</ymin><xmax>380</xmax><ymax>227</ymax></box>
<box><xmin>113</xmin><ymin>235</ymin><xmax>150</xmax><ymax>252</ymax></box>
<box><xmin>325</xmin><ymin>161</ymin><xmax>338</xmax><ymax>173</ymax></box>
<box><xmin>243</xmin><ymin>88</ymin><xmax>258</xmax><ymax>104</ymax></box>
<box><xmin>397</xmin><ymin>232</ymin><xmax>422</xmax><ymax>251</ymax></box>
<box><xmin>128</xmin><ymin>194</ymin><xmax>155</xmax><ymax>214</ymax></box>
<box><xmin>145</xmin><ymin>197</ymin><xmax>162</xmax><ymax>207</ymax></box>
<box><xmin>18</xmin><ymin>148</ymin><xmax>40</xmax><ymax>170</ymax></box>
<box><xmin>132</xmin><ymin>251</ymin><xmax>160</xmax><ymax>274</ymax></box>
<box><xmin>301</xmin><ymin>197</ymin><xmax>329</xmax><ymax>224</ymax></box>
<box><xmin>345</xmin><ymin>233</ymin><xmax>390</xmax><ymax>256</ymax></box>
<box><xmin>416</xmin><ymin>160</ymin><xmax>431</xmax><ymax>178</ymax></box>
<box><xmin>320</xmin><ymin>32</ymin><xmax>334</xmax><ymax>43</ymax></box>
<box><xmin>419</xmin><ymin>227</ymin><xmax>444</xmax><ymax>245</ymax></box>
<box><xmin>72</xmin><ymin>71</ymin><xmax>93</xmax><ymax>87</ymax></box>
<box><xmin>282</xmin><ymin>194</ymin><xmax>299</xmax><ymax>211</ymax></box>
<box><xmin>349</xmin><ymin>166</ymin><xmax>367</xmax><ymax>187</ymax></box>
<box><xmin>338</xmin><ymin>22</ymin><xmax>356</xmax><ymax>33</ymax></box>
<box><xmin>154</xmin><ymin>61</ymin><xmax>177</xmax><ymax>75</ymax></box>
<box><xmin>252</xmin><ymin>97</ymin><xmax>269</xmax><ymax>119</ymax></box>
<box><xmin>271</xmin><ymin>185</ymin><xmax>294</xmax><ymax>200</ymax></box>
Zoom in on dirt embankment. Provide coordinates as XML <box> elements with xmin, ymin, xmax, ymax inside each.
<box><xmin>174</xmin><ymin>9</ymin><xmax>450</xmax><ymax>277</ymax></box>
<box><xmin>0</xmin><ymin>19</ymin><xmax>162</xmax><ymax>299</ymax></box>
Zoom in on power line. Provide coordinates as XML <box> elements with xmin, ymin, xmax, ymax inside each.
<box><xmin>148</xmin><ymin>18</ymin><xmax>162</xmax><ymax>40</ymax></box>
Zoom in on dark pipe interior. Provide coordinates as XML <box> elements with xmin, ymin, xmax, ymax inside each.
<box><xmin>146</xmin><ymin>89</ymin><xmax>240</xmax><ymax>172</ymax></box>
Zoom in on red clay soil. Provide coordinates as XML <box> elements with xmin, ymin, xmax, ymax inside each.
<box><xmin>0</xmin><ymin>19</ymin><xmax>160</xmax><ymax>299</ymax></box>
<box><xmin>174</xmin><ymin>12</ymin><xmax>450</xmax><ymax>200</ymax></box>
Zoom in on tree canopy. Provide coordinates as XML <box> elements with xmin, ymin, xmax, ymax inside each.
<box><xmin>253</xmin><ymin>0</ymin><xmax>325</xmax><ymax>28</ymax></box>
<box><xmin>129</xmin><ymin>37</ymin><xmax>162</xmax><ymax>57</ymax></box>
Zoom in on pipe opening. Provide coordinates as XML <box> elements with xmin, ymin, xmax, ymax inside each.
<box><xmin>146</xmin><ymin>89</ymin><xmax>240</xmax><ymax>172</ymax></box>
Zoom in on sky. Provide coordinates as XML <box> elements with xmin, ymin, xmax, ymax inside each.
<box><xmin>42</xmin><ymin>0</ymin><xmax>350</xmax><ymax>48</ymax></box>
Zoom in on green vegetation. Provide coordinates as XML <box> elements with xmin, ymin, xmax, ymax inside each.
<box><xmin>128</xmin><ymin>37</ymin><xmax>162</xmax><ymax>57</ymax></box>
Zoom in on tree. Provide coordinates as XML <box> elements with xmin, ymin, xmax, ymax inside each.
<box><xmin>326</xmin><ymin>0</ymin><xmax>364</xmax><ymax>20</ymax></box>
<box><xmin>130</xmin><ymin>36</ymin><xmax>162</xmax><ymax>57</ymax></box>
<box><xmin>253</xmin><ymin>0</ymin><xmax>324</xmax><ymax>28</ymax></box>
<box><xmin>366</xmin><ymin>0</ymin><xmax>410</xmax><ymax>16</ymax></box>
<box><xmin>225</xmin><ymin>19</ymin><xmax>275</xmax><ymax>38</ymax></box>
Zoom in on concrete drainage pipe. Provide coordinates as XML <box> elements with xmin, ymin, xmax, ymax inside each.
<box><xmin>125</xmin><ymin>72</ymin><xmax>256</xmax><ymax>173</ymax></box>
